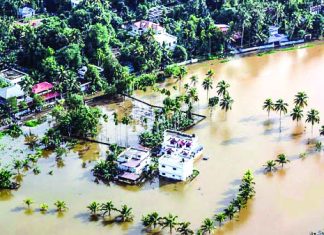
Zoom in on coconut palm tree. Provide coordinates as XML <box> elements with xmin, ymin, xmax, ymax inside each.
<box><xmin>263</xmin><ymin>160</ymin><xmax>277</xmax><ymax>173</ymax></box>
<box><xmin>142</xmin><ymin>212</ymin><xmax>161</xmax><ymax>230</ymax></box>
<box><xmin>208</xmin><ymin>96</ymin><xmax>219</xmax><ymax>116</ymax></box>
<box><xmin>290</xmin><ymin>106</ymin><xmax>304</xmax><ymax>125</ymax></box>
<box><xmin>176</xmin><ymin>66</ymin><xmax>188</xmax><ymax>90</ymax></box>
<box><xmin>40</xmin><ymin>203</ymin><xmax>49</xmax><ymax>212</ymax></box>
<box><xmin>275</xmin><ymin>154</ymin><xmax>290</xmax><ymax>168</ymax></box>
<box><xmin>306</xmin><ymin>109</ymin><xmax>320</xmax><ymax>136</ymax></box>
<box><xmin>263</xmin><ymin>98</ymin><xmax>274</xmax><ymax>118</ymax></box>
<box><xmin>315</xmin><ymin>141</ymin><xmax>322</xmax><ymax>152</ymax></box>
<box><xmin>54</xmin><ymin>200</ymin><xmax>68</xmax><ymax>212</ymax></box>
<box><xmin>216</xmin><ymin>80</ymin><xmax>230</xmax><ymax>97</ymax></box>
<box><xmin>100</xmin><ymin>201</ymin><xmax>115</xmax><ymax>217</ymax></box>
<box><xmin>113</xmin><ymin>112</ymin><xmax>119</xmax><ymax>144</ymax></box>
<box><xmin>224</xmin><ymin>204</ymin><xmax>237</xmax><ymax>220</ymax></box>
<box><xmin>118</xmin><ymin>205</ymin><xmax>134</xmax><ymax>222</ymax></box>
<box><xmin>294</xmin><ymin>91</ymin><xmax>308</xmax><ymax>108</ymax></box>
<box><xmin>200</xmin><ymin>218</ymin><xmax>215</xmax><ymax>234</ymax></box>
<box><xmin>122</xmin><ymin>116</ymin><xmax>131</xmax><ymax>147</ymax></box>
<box><xmin>176</xmin><ymin>221</ymin><xmax>194</xmax><ymax>235</ymax></box>
<box><xmin>12</xmin><ymin>159</ymin><xmax>23</xmax><ymax>174</ymax></box>
<box><xmin>24</xmin><ymin>198</ymin><xmax>34</xmax><ymax>209</ymax></box>
<box><xmin>190</xmin><ymin>75</ymin><xmax>198</xmax><ymax>87</ymax></box>
<box><xmin>274</xmin><ymin>99</ymin><xmax>288</xmax><ymax>132</ymax></box>
<box><xmin>206</xmin><ymin>69</ymin><xmax>214</xmax><ymax>78</ymax></box>
<box><xmin>214</xmin><ymin>212</ymin><xmax>226</xmax><ymax>227</ymax></box>
<box><xmin>162</xmin><ymin>213</ymin><xmax>178</xmax><ymax>233</ymax></box>
<box><xmin>202</xmin><ymin>77</ymin><xmax>213</xmax><ymax>101</ymax></box>
<box><xmin>87</xmin><ymin>201</ymin><xmax>101</xmax><ymax>216</ymax></box>
<box><xmin>220</xmin><ymin>94</ymin><xmax>234</xmax><ymax>113</ymax></box>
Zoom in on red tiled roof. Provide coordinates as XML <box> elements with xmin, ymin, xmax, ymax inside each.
<box><xmin>32</xmin><ymin>82</ymin><xmax>53</xmax><ymax>94</ymax></box>
<box><xmin>42</xmin><ymin>91</ymin><xmax>59</xmax><ymax>101</ymax></box>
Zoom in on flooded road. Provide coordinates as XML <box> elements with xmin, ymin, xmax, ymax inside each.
<box><xmin>1</xmin><ymin>43</ymin><xmax>324</xmax><ymax>235</ymax></box>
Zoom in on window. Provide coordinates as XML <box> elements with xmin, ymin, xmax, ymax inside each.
<box><xmin>173</xmin><ymin>167</ymin><xmax>176</xmax><ymax>171</ymax></box>
<box><xmin>162</xmin><ymin>173</ymin><xmax>166</xmax><ymax>176</ymax></box>
<box><xmin>172</xmin><ymin>175</ymin><xmax>175</xmax><ymax>177</ymax></box>
<box><xmin>162</xmin><ymin>165</ymin><xmax>165</xmax><ymax>168</ymax></box>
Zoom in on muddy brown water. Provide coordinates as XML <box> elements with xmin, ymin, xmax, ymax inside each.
<box><xmin>1</xmin><ymin>43</ymin><xmax>324</xmax><ymax>235</ymax></box>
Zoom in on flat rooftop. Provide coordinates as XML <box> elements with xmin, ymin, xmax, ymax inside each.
<box><xmin>118</xmin><ymin>147</ymin><xmax>150</xmax><ymax>162</ymax></box>
<box><xmin>0</xmin><ymin>69</ymin><xmax>27</xmax><ymax>81</ymax></box>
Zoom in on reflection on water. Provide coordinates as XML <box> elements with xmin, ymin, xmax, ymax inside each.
<box><xmin>0</xmin><ymin>43</ymin><xmax>323</xmax><ymax>235</ymax></box>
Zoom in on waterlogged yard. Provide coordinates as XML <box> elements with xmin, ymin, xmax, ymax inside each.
<box><xmin>1</xmin><ymin>43</ymin><xmax>324</xmax><ymax>235</ymax></box>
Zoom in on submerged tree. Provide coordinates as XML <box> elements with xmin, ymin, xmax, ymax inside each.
<box><xmin>263</xmin><ymin>160</ymin><xmax>277</xmax><ymax>173</ymax></box>
<box><xmin>263</xmin><ymin>98</ymin><xmax>274</xmax><ymax>118</ymax></box>
<box><xmin>274</xmin><ymin>99</ymin><xmax>288</xmax><ymax>132</ymax></box>
<box><xmin>306</xmin><ymin>109</ymin><xmax>320</xmax><ymax>136</ymax></box>
<box><xmin>275</xmin><ymin>154</ymin><xmax>290</xmax><ymax>168</ymax></box>
<box><xmin>294</xmin><ymin>92</ymin><xmax>308</xmax><ymax>108</ymax></box>
<box><xmin>290</xmin><ymin>106</ymin><xmax>304</xmax><ymax>125</ymax></box>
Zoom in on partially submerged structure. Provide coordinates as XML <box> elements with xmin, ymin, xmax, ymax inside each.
<box><xmin>0</xmin><ymin>69</ymin><xmax>27</xmax><ymax>104</ymax></box>
<box><xmin>158</xmin><ymin>130</ymin><xmax>203</xmax><ymax>181</ymax></box>
<box><xmin>117</xmin><ymin>147</ymin><xmax>152</xmax><ymax>184</ymax></box>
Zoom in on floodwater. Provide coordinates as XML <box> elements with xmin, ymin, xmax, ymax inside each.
<box><xmin>1</xmin><ymin>43</ymin><xmax>324</xmax><ymax>235</ymax></box>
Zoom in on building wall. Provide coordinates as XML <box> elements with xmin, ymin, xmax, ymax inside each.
<box><xmin>158</xmin><ymin>157</ymin><xmax>193</xmax><ymax>181</ymax></box>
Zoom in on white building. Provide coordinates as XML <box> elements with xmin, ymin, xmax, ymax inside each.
<box><xmin>117</xmin><ymin>147</ymin><xmax>152</xmax><ymax>184</ymax></box>
<box><xmin>130</xmin><ymin>20</ymin><xmax>177</xmax><ymax>50</ymax></box>
<box><xmin>268</xmin><ymin>26</ymin><xmax>289</xmax><ymax>44</ymax></box>
<box><xmin>158</xmin><ymin>130</ymin><xmax>203</xmax><ymax>181</ymax></box>
<box><xmin>18</xmin><ymin>7</ymin><xmax>35</xmax><ymax>18</ymax></box>
<box><xmin>0</xmin><ymin>69</ymin><xmax>27</xmax><ymax>104</ymax></box>
<box><xmin>71</xmin><ymin>0</ymin><xmax>82</xmax><ymax>8</ymax></box>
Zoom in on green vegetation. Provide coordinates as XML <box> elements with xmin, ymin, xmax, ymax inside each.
<box><xmin>24</xmin><ymin>118</ymin><xmax>44</xmax><ymax>127</ymax></box>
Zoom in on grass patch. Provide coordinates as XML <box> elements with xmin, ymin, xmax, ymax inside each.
<box><xmin>220</xmin><ymin>58</ymin><xmax>230</xmax><ymax>63</ymax></box>
<box><xmin>280</xmin><ymin>43</ymin><xmax>314</xmax><ymax>52</ymax></box>
<box><xmin>25</xmin><ymin>119</ymin><xmax>43</xmax><ymax>127</ymax></box>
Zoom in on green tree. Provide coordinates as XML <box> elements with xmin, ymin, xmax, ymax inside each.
<box><xmin>214</xmin><ymin>212</ymin><xmax>226</xmax><ymax>227</ymax></box>
<box><xmin>263</xmin><ymin>98</ymin><xmax>274</xmax><ymax>118</ymax></box>
<box><xmin>100</xmin><ymin>201</ymin><xmax>115</xmax><ymax>217</ymax></box>
<box><xmin>162</xmin><ymin>213</ymin><xmax>178</xmax><ymax>233</ymax></box>
<box><xmin>306</xmin><ymin>109</ymin><xmax>320</xmax><ymax>136</ymax></box>
<box><xmin>202</xmin><ymin>77</ymin><xmax>213</xmax><ymax>101</ymax></box>
<box><xmin>274</xmin><ymin>99</ymin><xmax>288</xmax><ymax>132</ymax></box>
<box><xmin>290</xmin><ymin>106</ymin><xmax>304</xmax><ymax>125</ymax></box>
<box><xmin>176</xmin><ymin>221</ymin><xmax>194</xmax><ymax>235</ymax></box>
<box><xmin>87</xmin><ymin>201</ymin><xmax>101</xmax><ymax>216</ymax></box>
<box><xmin>294</xmin><ymin>92</ymin><xmax>308</xmax><ymax>108</ymax></box>
<box><xmin>263</xmin><ymin>160</ymin><xmax>277</xmax><ymax>173</ymax></box>
<box><xmin>220</xmin><ymin>94</ymin><xmax>234</xmax><ymax>113</ymax></box>
<box><xmin>216</xmin><ymin>80</ymin><xmax>230</xmax><ymax>97</ymax></box>
<box><xmin>54</xmin><ymin>200</ymin><xmax>68</xmax><ymax>212</ymax></box>
<box><xmin>275</xmin><ymin>154</ymin><xmax>290</xmax><ymax>168</ymax></box>
<box><xmin>40</xmin><ymin>203</ymin><xmax>49</xmax><ymax>212</ymax></box>
<box><xmin>224</xmin><ymin>204</ymin><xmax>237</xmax><ymax>220</ymax></box>
<box><xmin>117</xmin><ymin>205</ymin><xmax>134</xmax><ymax>222</ymax></box>
<box><xmin>24</xmin><ymin>198</ymin><xmax>34</xmax><ymax>209</ymax></box>
<box><xmin>200</xmin><ymin>218</ymin><xmax>215</xmax><ymax>234</ymax></box>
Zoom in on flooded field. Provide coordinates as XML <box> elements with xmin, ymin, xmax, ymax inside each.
<box><xmin>1</xmin><ymin>43</ymin><xmax>324</xmax><ymax>235</ymax></box>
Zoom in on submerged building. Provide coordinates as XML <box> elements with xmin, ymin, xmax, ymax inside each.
<box><xmin>158</xmin><ymin>130</ymin><xmax>203</xmax><ymax>181</ymax></box>
<box><xmin>117</xmin><ymin>147</ymin><xmax>152</xmax><ymax>184</ymax></box>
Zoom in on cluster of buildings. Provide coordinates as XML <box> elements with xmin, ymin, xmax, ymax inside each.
<box><xmin>129</xmin><ymin>20</ymin><xmax>177</xmax><ymax>50</ymax></box>
<box><xmin>115</xmin><ymin>130</ymin><xmax>203</xmax><ymax>184</ymax></box>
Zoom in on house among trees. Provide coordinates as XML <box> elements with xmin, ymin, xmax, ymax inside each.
<box><xmin>130</xmin><ymin>20</ymin><xmax>177</xmax><ymax>50</ymax></box>
<box><xmin>71</xmin><ymin>0</ymin><xmax>82</xmax><ymax>8</ymax></box>
<box><xmin>0</xmin><ymin>69</ymin><xmax>27</xmax><ymax>105</ymax></box>
<box><xmin>116</xmin><ymin>148</ymin><xmax>152</xmax><ymax>184</ymax></box>
<box><xmin>18</xmin><ymin>7</ymin><xmax>35</xmax><ymax>18</ymax></box>
<box><xmin>31</xmin><ymin>82</ymin><xmax>59</xmax><ymax>104</ymax></box>
<box><xmin>158</xmin><ymin>130</ymin><xmax>203</xmax><ymax>181</ymax></box>
<box><xmin>15</xmin><ymin>19</ymin><xmax>43</xmax><ymax>28</ymax></box>
<box><xmin>268</xmin><ymin>26</ymin><xmax>289</xmax><ymax>45</ymax></box>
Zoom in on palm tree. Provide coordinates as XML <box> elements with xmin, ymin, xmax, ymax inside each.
<box><xmin>162</xmin><ymin>213</ymin><xmax>178</xmax><ymax>233</ymax></box>
<box><xmin>208</xmin><ymin>96</ymin><xmax>219</xmax><ymax>116</ymax></box>
<box><xmin>200</xmin><ymin>218</ymin><xmax>215</xmax><ymax>234</ymax></box>
<box><xmin>320</xmin><ymin>126</ymin><xmax>324</xmax><ymax>137</ymax></box>
<box><xmin>118</xmin><ymin>205</ymin><xmax>134</xmax><ymax>222</ymax></box>
<box><xmin>113</xmin><ymin>112</ymin><xmax>119</xmax><ymax>144</ymax></box>
<box><xmin>13</xmin><ymin>159</ymin><xmax>23</xmax><ymax>174</ymax></box>
<box><xmin>216</xmin><ymin>80</ymin><xmax>230</xmax><ymax>97</ymax></box>
<box><xmin>275</xmin><ymin>154</ymin><xmax>290</xmax><ymax>168</ymax></box>
<box><xmin>176</xmin><ymin>66</ymin><xmax>188</xmax><ymax>90</ymax></box>
<box><xmin>122</xmin><ymin>116</ymin><xmax>130</xmax><ymax>147</ymax></box>
<box><xmin>214</xmin><ymin>212</ymin><xmax>226</xmax><ymax>227</ymax></box>
<box><xmin>206</xmin><ymin>69</ymin><xmax>214</xmax><ymax>78</ymax></box>
<box><xmin>220</xmin><ymin>94</ymin><xmax>234</xmax><ymax>113</ymax></box>
<box><xmin>290</xmin><ymin>106</ymin><xmax>304</xmax><ymax>125</ymax></box>
<box><xmin>142</xmin><ymin>212</ymin><xmax>161</xmax><ymax>229</ymax></box>
<box><xmin>224</xmin><ymin>204</ymin><xmax>237</xmax><ymax>220</ymax></box>
<box><xmin>263</xmin><ymin>160</ymin><xmax>277</xmax><ymax>173</ymax></box>
<box><xmin>24</xmin><ymin>198</ymin><xmax>34</xmax><ymax>209</ymax></box>
<box><xmin>40</xmin><ymin>203</ymin><xmax>49</xmax><ymax>212</ymax></box>
<box><xmin>294</xmin><ymin>92</ymin><xmax>308</xmax><ymax>108</ymax></box>
<box><xmin>315</xmin><ymin>141</ymin><xmax>322</xmax><ymax>152</ymax></box>
<box><xmin>274</xmin><ymin>99</ymin><xmax>288</xmax><ymax>132</ymax></box>
<box><xmin>306</xmin><ymin>109</ymin><xmax>320</xmax><ymax>136</ymax></box>
<box><xmin>87</xmin><ymin>201</ymin><xmax>101</xmax><ymax>216</ymax></box>
<box><xmin>263</xmin><ymin>98</ymin><xmax>274</xmax><ymax>118</ymax></box>
<box><xmin>190</xmin><ymin>75</ymin><xmax>198</xmax><ymax>87</ymax></box>
<box><xmin>202</xmin><ymin>77</ymin><xmax>213</xmax><ymax>101</ymax></box>
<box><xmin>100</xmin><ymin>201</ymin><xmax>115</xmax><ymax>217</ymax></box>
<box><xmin>177</xmin><ymin>221</ymin><xmax>194</xmax><ymax>235</ymax></box>
<box><xmin>54</xmin><ymin>200</ymin><xmax>68</xmax><ymax>212</ymax></box>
